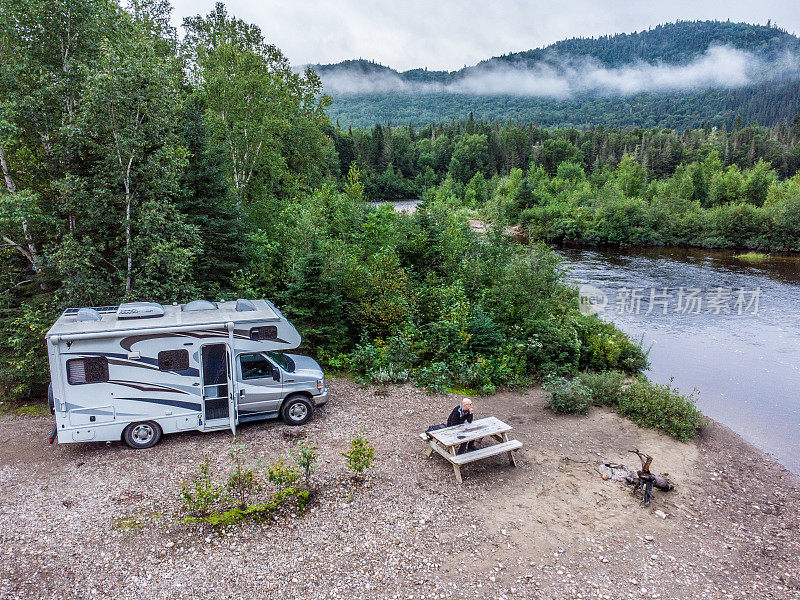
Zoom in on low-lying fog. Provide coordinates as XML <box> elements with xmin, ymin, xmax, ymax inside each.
<box><xmin>315</xmin><ymin>46</ymin><xmax>800</xmax><ymax>97</ymax></box>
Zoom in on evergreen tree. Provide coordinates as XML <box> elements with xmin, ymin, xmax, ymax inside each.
<box><xmin>177</xmin><ymin>100</ymin><xmax>249</xmax><ymax>296</ymax></box>
<box><xmin>282</xmin><ymin>240</ymin><xmax>348</xmax><ymax>355</ymax></box>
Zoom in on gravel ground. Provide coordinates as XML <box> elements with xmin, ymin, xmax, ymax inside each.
<box><xmin>0</xmin><ymin>379</ymin><xmax>798</xmax><ymax>600</ymax></box>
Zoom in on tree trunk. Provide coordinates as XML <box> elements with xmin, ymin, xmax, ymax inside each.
<box><xmin>125</xmin><ymin>184</ymin><xmax>132</xmax><ymax>295</ymax></box>
<box><xmin>122</xmin><ymin>153</ymin><xmax>134</xmax><ymax>296</ymax></box>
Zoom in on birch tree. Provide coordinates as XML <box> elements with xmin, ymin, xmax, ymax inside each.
<box><xmin>0</xmin><ymin>0</ymin><xmax>118</xmax><ymax>274</ymax></box>
<box><xmin>80</xmin><ymin>17</ymin><xmax>183</xmax><ymax>295</ymax></box>
<box><xmin>183</xmin><ymin>3</ymin><xmax>330</xmax><ymax>207</ymax></box>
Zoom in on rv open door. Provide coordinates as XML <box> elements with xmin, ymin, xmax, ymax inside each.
<box><xmin>228</xmin><ymin>383</ymin><xmax>237</xmax><ymax>436</ymax></box>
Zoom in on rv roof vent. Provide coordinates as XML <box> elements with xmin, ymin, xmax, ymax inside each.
<box><xmin>116</xmin><ymin>302</ymin><xmax>165</xmax><ymax>319</ymax></box>
<box><xmin>183</xmin><ymin>299</ymin><xmax>217</xmax><ymax>312</ymax></box>
<box><xmin>235</xmin><ymin>298</ymin><xmax>257</xmax><ymax>312</ymax></box>
<box><xmin>76</xmin><ymin>308</ymin><xmax>103</xmax><ymax>322</ymax></box>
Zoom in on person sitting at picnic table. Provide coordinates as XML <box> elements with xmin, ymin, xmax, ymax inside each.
<box><xmin>447</xmin><ymin>398</ymin><xmax>475</xmax><ymax>454</ymax></box>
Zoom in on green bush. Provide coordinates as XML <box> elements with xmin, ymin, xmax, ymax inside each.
<box><xmin>575</xmin><ymin>315</ymin><xmax>649</xmax><ymax>373</ymax></box>
<box><xmin>617</xmin><ymin>378</ymin><xmax>704</xmax><ymax>441</ymax></box>
<box><xmin>266</xmin><ymin>457</ymin><xmax>301</xmax><ymax>489</ymax></box>
<box><xmin>543</xmin><ymin>376</ymin><xmax>591</xmax><ymax>414</ymax></box>
<box><xmin>342</xmin><ymin>431</ymin><xmax>376</xmax><ymax>478</ymax></box>
<box><xmin>522</xmin><ymin>319</ymin><xmax>581</xmax><ymax>376</ymax></box>
<box><xmin>180</xmin><ymin>458</ymin><xmax>222</xmax><ymax>518</ymax></box>
<box><xmin>411</xmin><ymin>361</ymin><xmax>451</xmax><ymax>393</ymax></box>
<box><xmin>0</xmin><ymin>300</ymin><xmax>59</xmax><ymax>402</ymax></box>
<box><xmin>291</xmin><ymin>443</ymin><xmax>318</xmax><ymax>484</ymax></box>
<box><xmin>577</xmin><ymin>370</ymin><xmax>626</xmax><ymax>406</ymax></box>
<box><xmin>226</xmin><ymin>442</ymin><xmax>260</xmax><ymax>509</ymax></box>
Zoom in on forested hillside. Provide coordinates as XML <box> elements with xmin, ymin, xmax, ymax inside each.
<box><xmin>484</xmin><ymin>20</ymin><xmax>798</xmax><ymax>67</ymax></box>
<box><xmin>0</xmin><ymin>0</ymin><xmax>645</xmax><ymax>402</ymax></box>
<box><xmin>313</xmin><ymin>21</ymin><xmax>800</xmax><ymax>128</ymax></box>
<box><xmin>325</xmin><ymin>83</ymin><xmax>800</xmax><ymax>130</ymax></box>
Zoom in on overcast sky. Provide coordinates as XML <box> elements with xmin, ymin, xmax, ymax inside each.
<box><xmin>169</xmin><ymin>0</ymin><xmax>800</xmax><ymax>71</ymax></box>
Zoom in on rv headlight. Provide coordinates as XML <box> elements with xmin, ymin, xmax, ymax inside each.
<box><xmin>317</xmin><ymin>379</ymin><xmax>324</xmax><ymax>391</ymax></box>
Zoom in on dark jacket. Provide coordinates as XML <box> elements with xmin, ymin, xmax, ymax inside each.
<box><xmin>447</xmin><ymin>405</ymin><xmax>473</xmax><ymax>428</ymax></box>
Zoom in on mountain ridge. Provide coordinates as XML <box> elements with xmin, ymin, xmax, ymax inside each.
<box><xmin>309</xmin><ymin>21</ymin><xmax>800</xmax><ymax>129</ymax></box>
<box><xmin>310</xmin><ymin>21</ymin><xmax>799</xmax><ymax>84</ymax></box>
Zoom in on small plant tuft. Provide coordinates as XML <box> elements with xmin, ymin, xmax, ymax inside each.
<box><xmin>226</xmin><ymin>442</ymin><xmax>260</xmax><ymax>509</ymax></box>
<box><xmin>181</xmin><ymin>458</ymin><xmax>222</xmax><ymax>518</ymax></box>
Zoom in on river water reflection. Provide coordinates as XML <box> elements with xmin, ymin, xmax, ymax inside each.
<box><xmin>561</xmin><ymin>248</ymin><xmax>800</xmax><ymax>473</ymax></box>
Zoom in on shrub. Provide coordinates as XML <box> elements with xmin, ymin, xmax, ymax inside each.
<box><xmin>0</xmin><ymin>300</ymin><xmax>59</xmax><ymax>401</ymax></box>
<box><xmin>266</xmin><ymin>457</ymin><xmax>301</xmax><ymax>489</ymax></box>
<box><xmin>617</xmin><ymin>378</ymin><xmax>704</xmax><ymax>441</ymax></box>
<box><xmin>411</xmin><ymin>361</ymin><xmax>451</xmax><ymax>393</ymax></box>
<box><xmin>524</xmin><ymin>319</ymin><xmax>581</xmax><ymax>376</ymax></box>
<box><xmin>348</xmin><ymin>336</ymin><xmax>412</xmax><ymax>385</ymax></box>
<box><xmin>291</xmin><ymin>443</ymin><xmax>318</xmax><ymax>484</ymax></box>
<box><xmin>575</xmin><ymin>315</ymin><xmax>649</xmax><ymax>373</ymax></box>
<box><xmin>342</xmin><ymin>431</ymin><xmax>376</xmax><ymax>478</ymax></box>
<box><xmin>577</xmin><ymin>370</ymin><xmax>626</xmax><ymax>406</ymax></box>
<box><xmin>181</xmin><ymin>458</ymin><xmax>222</xmax><ymax>518</ymax></box>
<box><xmin>226</xmin><ymin>442</ymin><xmax>260</xmax><ymax>509</ymax></box>
<box><xmin>543</xmin><ymin>376</ymin><xmax>591</xmax><ymax>414</ymax></box>
<box><xmin>180</xmin><ymin>444</ymin><xmax>317</xmax><ymax>527</ymax></box>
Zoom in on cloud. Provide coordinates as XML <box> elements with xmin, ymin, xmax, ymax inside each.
<box><xmin>170</xmin><ymin>0</ymin><xmax>800</xmax><ymax>72</ymax></box>
<box><xmin>316</xmin><ymin>46</ymin><xmax>800</xmax><ymax>98</ymax></box>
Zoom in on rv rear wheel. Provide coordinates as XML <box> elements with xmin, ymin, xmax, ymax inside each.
<box><xmin>281</xmin><ymin>395</ymin><xmax>313</xmax><ymax>426</ymax></box>
<box><xmin>122</xmin><ymin>421</ymin><xmax>163</xmax><ymax>449</ymax></box>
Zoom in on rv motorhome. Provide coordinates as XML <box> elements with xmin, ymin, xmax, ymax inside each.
<box><xmin>45</xmin><ymin>299</ymin><xmax>328</xmax><ymax>449</ymax></box>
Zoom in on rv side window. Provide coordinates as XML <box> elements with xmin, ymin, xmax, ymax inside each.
<box><xmin>158</xmin><ymin>349</ymin><xmax>190</xmax><ymax>372</ymax></box>
<box><xmin>250</xmin><ymin>326</ymin><xmax>278</xmax><ymax>341</ymax></box>
<box><xmin>66</xmin><ymin>357</ymin><xmax>109</xmax><ymax>385</ymax></box>
<box><xmin>239</xmin><ymin>354</ymin><xmax>275</xmax><ymax>380</ymax></box>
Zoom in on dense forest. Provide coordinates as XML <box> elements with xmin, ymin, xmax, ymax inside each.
<box><xmin>337</xmin><ymin>116</ymin><xmax>800</xmax><ymax>194</ymax></box>
<box><xmin>314</xmin><ymin>21</ymin><xmax>800</xmax><ymax>128</ymax></box>
<box><xmin>324</xmin><ymin>83</ymin><xmax>800</xmax><ymax>130</ymax></box>
<box><xmin>339</xmin><ymin>116</ymin><xmax>800</xmax><ymax>250</ymax></box>
<box><xmin>0</xmin><ymin>0</ymin><xmax>645</xmax><ymax>402</ymax></box>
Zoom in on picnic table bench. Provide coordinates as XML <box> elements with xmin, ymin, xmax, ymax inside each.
<box><xmin>418</xmin><ymin>416</ymin><xmax>522</xmax><ymax>484</ymax></box>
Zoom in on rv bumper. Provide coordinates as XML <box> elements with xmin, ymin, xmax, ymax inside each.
<box><xmin>313</xmin><ymin>389</ymin><xmax>328</xmax><ymax>407</ymax></box>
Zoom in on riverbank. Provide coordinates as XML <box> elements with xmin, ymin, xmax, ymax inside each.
<box><xmin>1</xmin><ymin>379</ymin><xmax>797</xmax><ymax>600</ymax></box>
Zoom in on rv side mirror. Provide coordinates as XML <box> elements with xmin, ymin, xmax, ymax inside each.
<box><xmin>272</xmin><ymin>368</ymin><xmax>280</xmax><ymax>382</ymax></box>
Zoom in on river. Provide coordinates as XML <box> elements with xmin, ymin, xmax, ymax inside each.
<box><xmin>561</xmin><ymin>248</ymin><xmax>800</xmax><ymax>474</ymax></box>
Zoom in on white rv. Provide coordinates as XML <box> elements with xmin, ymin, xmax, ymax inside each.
<box><xmin>45</xmin><ymin>299</ymin><xmax>328</xmax><ymax>449</ymax></box>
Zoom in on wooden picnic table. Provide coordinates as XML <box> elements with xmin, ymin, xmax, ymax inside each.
<box><xmin>420</xmin><ymin>416</ymin><xmax>522</xmax><ymax>484</ymax></box>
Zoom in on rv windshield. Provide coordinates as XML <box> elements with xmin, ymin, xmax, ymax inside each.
<box><xmin>265</xmin><ymin>351</ymin><xmax>295</xmax><ymax>373</ymax></box>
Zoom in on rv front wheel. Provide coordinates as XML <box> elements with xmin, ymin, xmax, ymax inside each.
<box><xmin>281</xmin><ymin>395</ymin><xmax>313</xmax><ymax>426</ymax></box>
<box><xmin>123</xmin><ymin>421</ymin><xmax>163</xmax><ymax>449</ymax></box>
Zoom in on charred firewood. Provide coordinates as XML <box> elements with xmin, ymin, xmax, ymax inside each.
<box><xmin>627</xmin><ymin>449</ymin><xmax>673</xmax><ymax>505</ymax></box>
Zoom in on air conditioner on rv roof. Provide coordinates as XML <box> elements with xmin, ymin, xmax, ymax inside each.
<box><xmin>116</xmin><ymin>302</ymin><xmax>165</xmax><ymax>319</ymax></box>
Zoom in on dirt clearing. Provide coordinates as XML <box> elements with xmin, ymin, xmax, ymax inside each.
<box><xmin>0</xmin><ymin>380</ymin><xmax>797</xmax><ymax>599</ymax></box>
